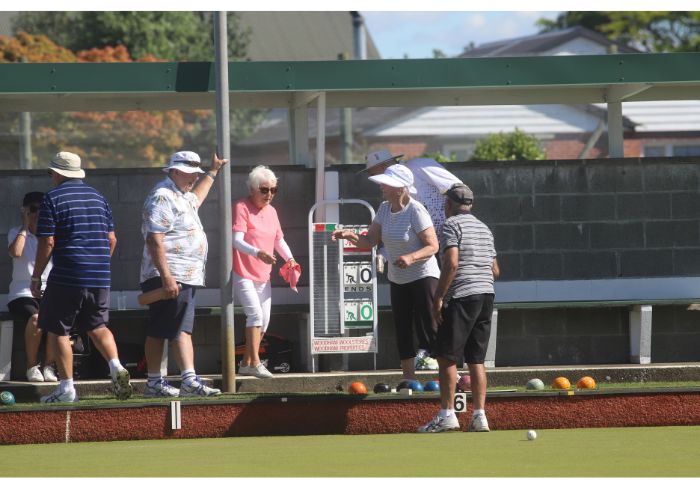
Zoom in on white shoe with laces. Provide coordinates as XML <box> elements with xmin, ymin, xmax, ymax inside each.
<box><xmin>42</xmin><ymin>365</ymin><xmax>58</xmax><ymax>382</ymax></box>
<box><xmin>180</xmin><ymin>376</ymin><xmax>222</xmax><ymax>397</ymax></box>
<box><xmin>26</xmin><ymin>365</ymin><xmax>44</xmax><ymax>382</ymax></box>
<box><xmin>468</xmin><ymin>413</ymin><xmax>490</xmax><ymax>432</ymax></box>
<box><xmin>417</xmin><ymin>414</ymin><xmax>460</xmax><ymax>433</ymax></box>
<box><xmin>250</xmin><ymin>363</ymin><xmax>274</xmax><ymax>379</ymax></box>
<box><xmin>40</xmin><ymin>388</ymin><xmax>77</xmax><ymax>403</ymax></box>
<box><xmin>144</xmin><ymin>378</ymin><xmax>180</xmax><ymax>397</ymax></box>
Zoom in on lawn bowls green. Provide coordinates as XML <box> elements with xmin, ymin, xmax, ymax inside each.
<box><xmin>0</xmin><ymin>390</ymin><xmax>15</xmax><ymax>406</ymax></box>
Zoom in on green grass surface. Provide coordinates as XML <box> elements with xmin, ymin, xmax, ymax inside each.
<box><xmin>1</xmin><ymin>425</ymin><xmax>699</xmax><ymax>476</ymax></box>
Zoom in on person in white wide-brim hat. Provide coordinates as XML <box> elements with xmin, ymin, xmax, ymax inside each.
<box><xmin>332</xmin><ymin>163</ymin><xmax>441</xmax><ymax>381</ymax></box>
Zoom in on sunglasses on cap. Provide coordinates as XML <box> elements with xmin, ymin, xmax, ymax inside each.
<box><xmin>174</xmin><ymin>160</ymin><xmax>202</xmax><ymax>167</ymax></box>
<box><xmin>259</xmin><ymin>186</ymin><xmax>278</xmax><ymax>195</ymax></box>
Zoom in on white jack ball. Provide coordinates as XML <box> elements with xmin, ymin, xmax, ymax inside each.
<box><xmin>527</xmin><ymin>429</ymin><xmax>537</xmax><ymax>441</ymax></box>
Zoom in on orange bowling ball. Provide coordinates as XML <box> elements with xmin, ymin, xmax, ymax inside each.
<box><xmin>576</xmin><ymin>376</ymin><xmax>596</xmax><ymax>389</ymax></box>
<box><xmin>552</xmin><ymin>376</ymin><xmax>571</xmax><ymax>390</ymax></box>
<box><xmin>348</xmin><ymin>381</ymin><xmax>368</xmax><ymax>394</ymax></box>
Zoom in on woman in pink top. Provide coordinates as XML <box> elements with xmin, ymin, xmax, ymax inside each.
<box><xmin>232</xmin><ymin>165</ymin><xmax>296</xmax><ymax>378</ymax></box>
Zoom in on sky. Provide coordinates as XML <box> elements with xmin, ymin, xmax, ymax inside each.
<box><xmin>362</xmin><ymin>11</ymin><xmax>561</xmax><ymax>59</ymax></box>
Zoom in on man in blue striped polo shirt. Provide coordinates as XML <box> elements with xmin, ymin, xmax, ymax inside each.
<box><xmin>30</xmin><ymin>151</ymin><xmax>132</xmax><ymax>403</ymax></box>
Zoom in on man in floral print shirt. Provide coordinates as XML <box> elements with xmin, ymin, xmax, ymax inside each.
<box><xmin>139</xmin><ymin>150</ymin><xmax>228</xmax><ymax>398</ymax></box>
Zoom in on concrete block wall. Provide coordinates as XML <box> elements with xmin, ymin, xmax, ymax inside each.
<box><xmin>3</xmin><ymin>156</ymin><xmax>700</xmax><ymax>369</ymax></box>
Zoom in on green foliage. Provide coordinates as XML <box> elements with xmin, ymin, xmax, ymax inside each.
<box><xmin>537</xmin><ymin>11</ymin><xmax>700</xmax><ymax>53</ymax></box>
<box><xmin>470</xmin><ymin>129</ymin><xmax>546</xmax><ymax>161</ymax></box>
<box><xmin>421</xmin><ymin>151</ymin><xmax>456</xmax><ymax>163</ymax></box>
<box><xmin>12</xmin><ymin>11</ymin><xmax>251</xmax><ymax>61</ymax></box>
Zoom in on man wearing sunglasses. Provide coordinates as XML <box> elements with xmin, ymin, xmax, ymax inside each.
<box><xmin>6</xmin><ymin>192</ymin><xmax>57</xmax><ymax>382</ymax></box>
<box><xmin>139</xmin><ymin>150</ymin><xmax>228</xmax><ymax>397</ymax></box>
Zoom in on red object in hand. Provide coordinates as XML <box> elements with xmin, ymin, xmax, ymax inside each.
<box><xmin>279</xmin><ymin>260</ymin><xmax>302</xmax><ymax>292</ymax></box>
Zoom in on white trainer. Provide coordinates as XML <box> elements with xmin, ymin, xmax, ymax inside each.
<box><xmin>180</xmin><ymin>376</ymin><xmax>222</xmax><ymax>397</ymax></box>
<box><xmin>250</xmin><ymin>363</ymin><xmax>273</xmax><ymax>379</ymax></box>
<box><xmin>418</xmin><ymin>356</ymin><xmax>439</xmax><ymax>370</ymax></box>
<box><xmin>238</xmin><ymin>364</ymin><xmax>253</xmax><ymax>375</ymax></box>
<box><xmin>468</xmin><ymin>413</ymin><xmax>490</xmax><ymax>432</ymax></box>
<box><xmin>144</xmin><ymin>378</ymin><xmax>180</xmax><ymax>398</ymax></box>
<box><xmin>40</xmin><ymin>388</ymin><xmax>77</xmax><ymax>403</ymax></box>
<box><xmin>42</xmin><ymin>365</ymin><xmax>58</xmax><ymax>382</ymax></box>
<box><xmin>417</xmin><ymin>414</ymin><xmax>460</xmax><ymax>433</ymax></box>
<box><xmin>26</xmin><ymin>365</ymin><xmax>44</xmax><ymax>382</ymax></box>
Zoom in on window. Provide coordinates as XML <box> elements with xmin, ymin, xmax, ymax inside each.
<box><xmin>672</xmin><ymin>146</ymin><xmax>700</xmax><ymax>157</ymax></box>
<box><xmin>643</xmin><ymin>146</ymin><xmax>667</xmax><ymax>157</ymax></box>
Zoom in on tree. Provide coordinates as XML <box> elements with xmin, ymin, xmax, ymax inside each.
<box><xmin>470</xmin><ymin>129</ymin><xmax>546</xmax><ymax>161</ymax></box>
<box><xmin>422</xmin><ymin>151</ymin><xmax>456</xmax><ymax>163</ymax></box>
<box><xmin>12</xmin><ymin>12</ymin><xmax>251</xmax><ymax>61</ymax></box>
<box><xmin>537</xmin><ymin>12</ymin><xmax>700</xmax><ymax>53</ymax></box>
<box><xmin>0</xmin><ymin>33</ymin><xmax>188</xmax><ymax>168</ymax></box>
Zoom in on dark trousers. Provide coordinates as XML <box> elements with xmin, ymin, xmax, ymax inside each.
<box><xmin>389</xmin><ymin>276</ymin><xmax>438</xmax><ymax>360</ymax></box>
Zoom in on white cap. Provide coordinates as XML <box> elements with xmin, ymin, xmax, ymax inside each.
<box><xmin>163</xmin><ymin>151</ymin><xmax>205</xmax><ymax>174</ymax></box>
<box><xmin>368</xmin><ymin>164</ymin><xmax>416</xmax><ymax>194</ymax></box>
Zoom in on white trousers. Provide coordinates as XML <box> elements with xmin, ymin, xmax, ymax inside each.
<box><xmin>233</xmin><ymin>271</ymin><xmax>272</xmax><ymax>331</ymax></box>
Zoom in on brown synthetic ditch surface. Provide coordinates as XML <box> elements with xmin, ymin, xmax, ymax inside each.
<box><xmin>2</xmin><ymin>390</ymin><xmax>699</xmax><ymax>445</ymax></box>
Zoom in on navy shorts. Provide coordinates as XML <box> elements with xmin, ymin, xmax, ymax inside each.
<box><xmin>38</xmin><ymin>283</ymin><xmax>110</xmax><ymax>336</ymax></box>
<box><xmin>140</xmin><ymin>277</ymin><xmax>196</xmax><ymax>340</ymax></box>
<box><xmin>435</xmin><ymin>293</ymin><xmax>494</xmax><ymax>364</ymax></box>
<box><xmin>7</xmin><ymin>297</ymin><xmax>40</xmax><ymax>324</ymax></box>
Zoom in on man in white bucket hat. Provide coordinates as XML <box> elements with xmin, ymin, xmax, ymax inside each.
<box><xmin>139</xmin><ymin>150</ymin><xmax>228</xmax><ymax>398</ymax></box>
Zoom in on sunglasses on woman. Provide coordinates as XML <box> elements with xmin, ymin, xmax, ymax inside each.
<box><xmin>259</xmin><ymin>186</ymin><xmax>278</xmax><ymax>195</ymax></box>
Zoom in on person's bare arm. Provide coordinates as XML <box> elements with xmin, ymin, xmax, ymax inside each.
<box><xmin>331</xmin><ymin>221</ymin><xmax>382</xmax><ymax>249</ymax></box>
<box><xmin>394</xmin><ymin>226</ymin><xmax>439</xmax><ymax>269</ymax></box>
<box><xmin>108</xmin><ymin>231</ymin><xmax>117</xmax><ymax>257</ymax></box>
<box><xmin>192</xmin><ymin>153</ymin><xmax>229</xmax><ymax>204</ymax></box>
<box><xmin>30</xmin><ymin>236</ymin><xmax>54</xmax><ymax>298</ymax></box>
<box><xmin>145</xmin><ymin>232</ymin><xmax>179</xmax><ymax>298</ymax></box>
<box><xmin>492</xmin><ymin>257</ymin><xmax>500</xmax><ymax>279</ymax></box>
<box><xmin>431</xmin><ymin>246</ymin><xmax>459</xmax><ymax>325</ymax></box>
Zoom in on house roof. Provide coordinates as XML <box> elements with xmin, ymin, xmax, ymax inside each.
<box><xmin>238</xmin><ymin>12</ymin><xmax>380</xmax><ymax>61</ymax></box>
<box><xmin>0</xmin><ymin>11</ymin><xmax>380</xmax><ymax>62</ymax></box>
<box><xmin>460</xmin><ymin>26</ymin><xmax>640</xmax><ymax>58</ymax></box>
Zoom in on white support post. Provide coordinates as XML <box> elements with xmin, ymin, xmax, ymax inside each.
<box><xmin>629</xmin><ymin>305</ymin><xmax>652</xmax><ymax>364</ymax></box>
<box><xmin>0</xmin><ymin>320</ymin><xmax>14</xmax><ymax>381</ymax></box>
<box><xmin>607</xmin><ymin>101</ymin><xmax>624</xmax><ymax>157</ymax></box>
<box><xmin>288</xmin><ymin>99</ymin><xmax>311</xmax><ymax>166</ymax></box>
<box><xmin>484</xmin><ymin>309</ymin><xmax>498</xmax><ymax>368</ymax></box>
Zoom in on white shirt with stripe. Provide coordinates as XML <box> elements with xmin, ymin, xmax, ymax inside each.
<box><xmin>373</xmin><ymin>198</ymin><xmax>440</xmax><ymax>285</ymax></box>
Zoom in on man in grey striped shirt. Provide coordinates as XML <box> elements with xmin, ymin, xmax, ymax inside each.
<box><xmin>418</xmin><ymin>183</ymin><xmax>500</xmax><ymax>433</ymax></box>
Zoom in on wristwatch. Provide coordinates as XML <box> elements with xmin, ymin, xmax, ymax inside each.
<box><xmin>205</xmin><ymin>171</ymin><xmax>217</xmax><ymax>180</ymax></box>
<box><xmin>30</xmin><ymin>277</ymin><xmax>41</xmax><ymax>283</ymax></box>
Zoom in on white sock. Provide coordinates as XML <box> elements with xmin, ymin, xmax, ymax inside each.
<box><xmin>147</xmin><ymin>373</ymin><xmax>162</xmax><ymax>386</ymax></box>
<box><xmin>439</xmin><ymin>409</ymin><xmax>455</xmax><ymax>418</ymax></box>
<box><xmin>181</xmin><ymin>369</ymin><xmax>197</xmax><ymax>386</ymax></box>
<box><xmin>60</xmin><ymin>378</ymin><xmax>74</xmax><ymax>393</ymax></box>
<box><xmin>473</xmin><ymin>409</ymin><xmax>485</xmax><ymax>417</ymax></box>
<box><xmin>108</xmin><ymin>358</ymin><xmax>124</xmax><ymax>378</ymax></box>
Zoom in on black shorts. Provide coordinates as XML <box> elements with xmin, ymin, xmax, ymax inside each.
<box><xmin>7</xmin><ymin>297</ymin><xmax>40</xmax><ymax>324</ymax></box>
<box><xmin>436</xmin><ymin>293</ymin><xmax>494</xmax><ymax>364</ymax></box>
<box><xmin>38</xmin><ymin>283</ymin><xmax>110</xmax><ymax>336</ymax></box>
<box><xmin>140</xmin><ymin>277</ymin><xmax>196</xmax><ymax>340</ymax></box>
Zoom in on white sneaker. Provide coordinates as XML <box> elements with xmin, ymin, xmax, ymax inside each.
<box><xmin>40</xmin><ymin>388</ymin><xmax>77</xmax><ymax>403</ymax></box>
<box><xmin>144</xmin><ymin>378</ymin><xmax>180</xmax><ymax>397</ymax></box>
<box><xmin>468</xmin><ymin>413</ymin><xmax>490</xmax><ymax>432</ymax></box>
<box><xmin>417</xmin><ymin>414</ymin><xmax>460</xmax><ymax>433</ymax></box>
<box><xmin>180</xmin><ymin>376</ymin><xmax>222</xmax><ymax>397</ymax></box>
<box><xmin>250</xmin><ymin>363</ymin><xmax>273</xmax><ymax>379</ymax></box>
<box><xmin>26</xmin><ymin>365</ymin><xmax>44</xmax><ymax>382</ymax></box>
<box><xmin>42</xmin><ymin>365</ymin><xmax>58</xmax><ymax>382</ymax></box>
<box><xmin>238</xmin><ymin>363</ymin><xmax>253</xmax><ymax>375</ymax></box>
<box><xmin>417</xmin><ymin>356</ymin><xmax>439</xmax><ymax>370</ymax></box>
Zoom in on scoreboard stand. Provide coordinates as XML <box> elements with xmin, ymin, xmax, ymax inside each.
<box><xmin>307</xmin><ymin>199</ymin><xmax>378</xmax><ymax>373</ymax></box>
